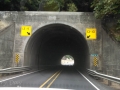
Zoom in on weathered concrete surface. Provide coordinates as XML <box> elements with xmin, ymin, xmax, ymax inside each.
<box><xmin>0</xmin><ymin>21</ymin><xmax>9</xmax><ymax>30</ymax></box>
<box><xmin>13</xmin><ymin>12</ymin><xmax>97</xmax><ymax>70</ymax></box>
<box><xmin>0</xmin><ymin>23</ymin><xmax>15</xmax><ymax>69</ymax></box>
<box><xmin>0</xmin><ymin>12</ymin><xmax>13</xmax><ymax>29</ymax></box>
<box><xmin>0</xmin><ymin>11</ymin><xmax>119</xmax><ymax>77</ymax></box>
<box><xmin>101</xmin><ymin>16</ymin><xmax>120</xmax><ymax>77</ymax></box>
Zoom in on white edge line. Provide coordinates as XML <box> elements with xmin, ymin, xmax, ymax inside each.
<box><xmin>0</xmin><ymin>88</ymin><xmax>73</xmax><ymax>90</ymax></box>
<box><xmin>77</xmin><ymin>70</ymin><xmax>100</xmax><ymax>90</ymax></box>
<box><xmin>0</xmin><ymin>69</ymin><xmax>44</xmax><ymax>83</ymax></box>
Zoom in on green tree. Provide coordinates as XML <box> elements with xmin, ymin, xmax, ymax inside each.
<box><xmin>41</xmin><ymin>0</ymin><xmax>77</xmax><ymax>11</ymax></box>
<box><xmin>42</xmin><ymin>0</ymin><xmax>92</xmax><ymax>11</ymax></box>
<box><xmin>65</xmin><ymin>55</ymin><xmax>74</xmax><ymax>60</ymax></box>
<box><xmin>0</xmin><ymin>0</ymin><xmax>92</xmax><ymax>11</ymax></box>
<box><xmin>0</xmin><ymin>0</ymin><xmax>41</xmax><ymax>11</ymax></box>
<box><xmin>91</xmin><ymin>0</ymin><xmax>120</xmax><ymax>41</ymax></box>
<box><xmin>20</xmin><ymin>0</ymin><xmax>41</xmax><ymax>11</ymax></box>
<box><xmin>0</xmin><ymin>0</ymin><xmax>21</xmax><ymax>10</ymax></box>
<box><xmin>91</xmin><ymin>0</ymin><xmax>120</xmax><ymax>18</ymax></box>
<box><xmin>72</xmin><ymin>0</ymin><xmax>93</xmax><ymax>12</ymax></box>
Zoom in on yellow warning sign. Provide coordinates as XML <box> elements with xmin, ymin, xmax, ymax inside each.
<box><xmin>21</xmin><ymin>26</ymin><xmax>32</xmax><ymax>36</ymax></box>
<box><xmin>93</xmin><ymin>57</ymin><xmax>98</xmax><ymax>66</ymax></box>
<box><xmin>15</xmin><ymin>54</ymin><xmax>19</xmax><ymax>64</ymax></box>
<box><xmin>86</xmin><ymin>28</ymin><xmax>96</xmax><ymax>40</ymax></box>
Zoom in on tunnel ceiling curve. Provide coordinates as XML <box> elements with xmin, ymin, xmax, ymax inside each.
<box><xmin>24</xmin><ymin>23</ymin><xmax>89</xmax><ymax>70</ymax></box>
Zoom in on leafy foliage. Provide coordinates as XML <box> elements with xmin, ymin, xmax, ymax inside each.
<box><xmin>42</xmin><ymin>0</ymin><xmax>61</xmax><ymax>11</ymax></box>
<box><xmin>42</xmin><ymin>0</ymin><xmax>77</xmax><ymax>11</ymax></box>
<box><xmin>0</xmin><ymin>0</ymin><xmax>92</xmax><ymax>11</ymax></box>
<box><xmin>91</xmin><ymin>0</ymin><xmax>120</xmax><ymax>42</ymax></box>
<box><xmin>20</xmin><ymin>0</ymin><xmax>41</xmax><ymax>11</ymax></box>
<box><xmin>117</xmin><ymin>20</ymin><xmax>120</xmax><ymax>30</ymax></box>
<box><xmin>91</xmin><ymin>0</ymin><xmax>120</xmax><ymax>18</ymax></box>
<box><xmin>65</xmin><ymin>55</ymin><xmax>74</xmax><ymax>60</ymax></box>
<box><xmin>67</xmin><ymin>3</ymin><xmax>78</xmax><ymax>11</ymax></box>
<box><xmin>0</xmin><ymin>0</ymin><xmax>41</xmax><ymax>11</ymax></box>
<box><xmin>0</xmin><ymin>0</ymin><xmax>21</xmax><ymax>10</ymax></box>
<box><xmin>72</xmin><ymin>0</ymin><xmax>93</xmax><ymax>12</ymax></box>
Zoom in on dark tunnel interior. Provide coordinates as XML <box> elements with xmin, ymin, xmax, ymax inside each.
<box><xmin>24</xmin><ymin>23</ymin><xmax>89</xmax><ymax>72</ymax></box>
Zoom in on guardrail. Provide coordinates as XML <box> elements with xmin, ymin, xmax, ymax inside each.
<box><xmin>0</xmin><ymin>66</ymin><xmax>31</xmax><ymax>73</ymax></box>
<box><xmin>87</xmin><ymin>69</ymin><xmax>120</xmax><ymax>85</ymax></box>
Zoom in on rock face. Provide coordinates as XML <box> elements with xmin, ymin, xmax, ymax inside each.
<box><xmin>101</xmin><ymin>15</ymin><xmax>120</xmax><ymax>42</ymax></box>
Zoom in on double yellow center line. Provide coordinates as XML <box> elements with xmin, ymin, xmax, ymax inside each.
<box><xmin>39</xmin><ymin>70</ymin><xmax>62</xmax><ymax>88</ymax></box>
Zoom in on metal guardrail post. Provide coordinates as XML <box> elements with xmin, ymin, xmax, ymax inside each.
<box><xmin>87</xmin><ymin>69</ymin><xmax>120</xmax><ymax>85</ymax></box>
<box><xmin>108</xmin><ymin>81</ymin><xmax>112</xmax><ymax>86</ymax></box>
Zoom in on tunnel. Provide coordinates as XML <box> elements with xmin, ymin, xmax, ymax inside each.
<box><xmin>24</xmin><ymin>23</ymin><xmax>89</xmax><ymax>72</ymax></box>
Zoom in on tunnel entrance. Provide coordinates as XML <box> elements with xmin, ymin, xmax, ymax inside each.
<box><xmin>24</xmin><ymin>23</ymin><xmax>89</xmax><ymax>71</ymax></box>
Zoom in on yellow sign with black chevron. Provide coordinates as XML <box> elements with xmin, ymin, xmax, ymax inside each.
<box><xmin>15</xmin><ymin>54</ymin><xmax>19</xmax><ymax>64</ymax></box>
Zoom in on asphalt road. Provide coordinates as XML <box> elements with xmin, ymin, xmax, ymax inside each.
<box><xmin>0</xmin><ymin>67</ymin><xmax>116</xmax><ymax>90</ymax></box>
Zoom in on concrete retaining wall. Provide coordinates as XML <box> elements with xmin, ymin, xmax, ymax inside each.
<box><xmin>0</xmin><ymin>23</ymin><xmax>15</xmax><ymax>69</ymax></box>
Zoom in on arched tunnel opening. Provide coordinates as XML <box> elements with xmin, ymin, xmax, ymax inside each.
<box><xmin>24</xmin><ymin>23</ymin><xmax>89</xmax><ymax>72</ymax></box>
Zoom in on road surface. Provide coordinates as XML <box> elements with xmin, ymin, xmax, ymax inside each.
<box><xmin>0</xmin><ymin>67</ymin><xmax>115</xmax><ymax>90</ymax></box>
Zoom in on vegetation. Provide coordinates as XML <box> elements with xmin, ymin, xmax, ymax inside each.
<box><xmin>0</xmin><ymin>0</ymin><xmax>41</xmax><ymax>11</ymax></box>
<box><xmin>0</xmin><ymin>0</ymin><xmax>92</xmax><ymax>12</ymax></box>
<box><xmin>65</xmin><ymin>55</ymin><xmax>74</xmax><ymax>60</ymax></box>
<box><xmin>43</xmin><ymin>0</ymin><xmax>77</xmax><ymax>11</ymax></box>
<box><xmin>91</xmin><ymin>0</ymin><xmax>120</xmax><ymax>42</ymax></box>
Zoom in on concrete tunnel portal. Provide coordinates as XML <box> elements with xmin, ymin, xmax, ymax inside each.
<box><xmin>24</xmin><ymin>23</ymin><xmax>89</xmax><ymax>71</ymax></box>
